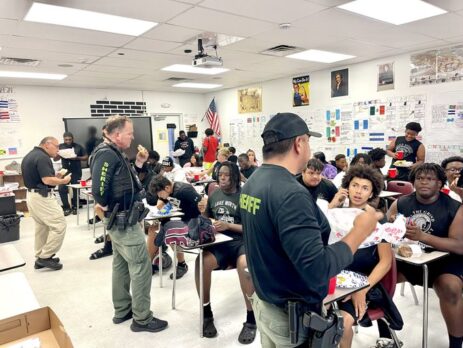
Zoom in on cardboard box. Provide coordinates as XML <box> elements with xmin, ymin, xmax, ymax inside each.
<box><xmin>0</xmin><ymin>307</ymin><xmax>73</xmax><ymax>348</ymax></box>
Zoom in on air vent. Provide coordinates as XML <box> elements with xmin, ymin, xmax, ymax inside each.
<box><xmin>165</xmin><ymin>77</ymin><xmax>192</xmax><ymax>81</ymax></box>
<box><xmin>0</xmin><ymin>57</ymin><xmax>41</xmax><ymax>66</ymax></box>
<box><xmin>260</xmin><ymin>45</ymin><xmax>303</xmax><ymax>57</ymax></box>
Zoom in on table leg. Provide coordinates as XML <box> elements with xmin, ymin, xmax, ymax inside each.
<box><xmin>76</xmin><ymin>188</ymin><xmax>80</xmax><ymax>225</ymax></box>
<box><xmin>86</xmin><ymin>196</ymin><xmax>90</xmax><ymax>230</ymax></box>
<box><xmin>93</xmin><ymin>208</ymin><xmax>96</xmax><ymax>238</ymax></box>
<box><xmin>422</xmin><ymin>264</ymin><xmax>429</xmax><ymax>348</ymax></box>
<box><xmin>199</xmin><ymin>248</ymin><xmax>204</xmax><ymax>338</ymax></box>
<box><xmin>172</xmin><ymin>244</ymin><xmax>177</xmax><ymax>309</ymax></box>
<box><xmin>159</xmin><ymin>244</ymin><xmax>163</xmax><ymax>288</ymax></box>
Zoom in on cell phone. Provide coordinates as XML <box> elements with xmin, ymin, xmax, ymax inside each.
<box><xmin>457</xmin><ymin>169</ymin><xmax>463</xmax><ymax>188</ymax></box>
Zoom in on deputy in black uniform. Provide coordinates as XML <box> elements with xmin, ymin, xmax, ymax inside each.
<box><xmin>388</xmin><ymin>163</ymin><xmax>463</xmax><ymax>348</ymax></box>
<box><xmin>57</xmin><ymin>132</ymin><xmax>87</xmax><ymax>216</ymax></box>
<box><xmin>240</xmin><ymin>112</ymin><xmax>383</xmax><ymax>347</ymax></box>
<box><xmin>387</xmin><ymin>122</ymin><xmax>425</xmax><ymax>181</ymax></box>
<box><xmin>90</xmin><ymin>115</ymin><xmax>168</xmax><ymax>334</ymax></box>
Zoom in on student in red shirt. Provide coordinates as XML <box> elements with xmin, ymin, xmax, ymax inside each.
<box><xmin>202</xmin><ymin>128</ymin><xmax>219</xmax><ymax>170</ymax></box>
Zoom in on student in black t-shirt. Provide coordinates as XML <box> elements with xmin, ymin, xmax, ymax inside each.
<box><xmin>388</xmin><ymin>163</ymin><xmax>463</xmax><ymax>348</ymax></box>
<box><xmin>196</xmin><ymin>161</ymin><xmax>256</xmax><ymax>343</ymax></box>
<box><xmin>296</xmin><ymin>158</ymin><xmax>338</xmax><ymax>202</ymax></box>
<box><xmin>227</xmin><ymin>146</ymin><xmax>238</xmax><ymax>164</ymax></box>
<box><xmin>57</xmin><ymin>132</ymin><xmax>88</xmax><ymax>216</ymax></box>
<box><xmin>238</xmin><ymin>153</ymin><xmax>256</xmax><ymax>182</ymax></box>
<box><xmin>387</xmin><ymin>122</ymin><xmax>425</xmax><ymax>181</ymax></box>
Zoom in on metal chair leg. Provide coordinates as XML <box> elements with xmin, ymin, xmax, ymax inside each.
<box><xmin>400</xmin><ymin>282</ymin><xmax>405</xmax><ymax>296</ymax></box>
<box><xmin>409</xmin><ymin>283</ymin><xmax>419</xmax><ymax>305</ymax></box>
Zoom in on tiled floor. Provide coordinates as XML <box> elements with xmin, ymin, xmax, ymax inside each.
<box><xmin>3</xmin><ymin>214</ymin><xmax>451</xmax><ymax>347</ymax></box>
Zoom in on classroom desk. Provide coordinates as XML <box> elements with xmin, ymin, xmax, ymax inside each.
<box><xmin>171</xmin><ymin>233</ymin><xmax>233</xmax><ymax>337</ymax></box>
<box><xmin>379</xmin><ymin>190</ymin><xmax>402</xmax><ymax>210</ymax></box>
<box><xmin>323</xmin><ymin>282</ymin><xmax>369</xmax><ymax>305</ymax></box>
<box><xmin>395</xmin><ymin>250</ymin><xmax>449</xmax><ymax>348</ymax></box>
<box><xmin>67</xmin><ymin>183</ymin><xmax>91</xmax><ymax>226</ymax></box>
<box><xmin>0</xmin><ymin>244</ymin><xmax>25</xmax><ymax>272</ymax></box>
<box><xmin>0</xmin><ymin>272</ymin><xmax>40</xmax><ymax>320</ymax></box>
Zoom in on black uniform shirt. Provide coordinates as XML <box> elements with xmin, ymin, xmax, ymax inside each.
<box><xmin>21</xmin><ymin>147</ymin><xmax>55</xmax><ymax>189</ymax></box>
<box><xmin>240</xmin><ymin>164</ymin><xmax>353</xmax><ymax>309</ymax></box>
<box><xmin>59</xmin><ymin>142</ymin><xmax>86</xmax><ymax>177</ymax></box>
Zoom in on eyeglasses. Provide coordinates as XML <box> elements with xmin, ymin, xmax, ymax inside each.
<box><xmin>47</xmin><ymin>142</ymin><xmax>59</xmax><ymax>148</ymax></box>
<box><xmin>445</xmin><ymin>167</ymin><xmax>463</xmax><ymax>173</ymax></box>
<box><xmin>415</xmin><ymin>176</ymin><xmax>438</xmax><ymax>183</ymax></box>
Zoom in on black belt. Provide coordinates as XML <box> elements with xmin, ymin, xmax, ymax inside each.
<box><xmin>27</xmin><ymin>188</ymin><xmax>54</xmax><ymax>193</ymax></box>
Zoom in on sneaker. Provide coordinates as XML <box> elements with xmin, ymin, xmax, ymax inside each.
<box><xmin>113</xmin><ymin>310</ymin><xmax>133</xmax><ymax>324</ymax></box>
<box><xmin>170</xmin><ymin>263</ymin><xmax>188</xmax><ymax>280</ymax></box>
<box><xmin>35</xmin><ymin>257</ymin><xmax>63</xmax><ymax>271</ymax></box>
<box><xmin>374</xmin><ymin>338</ymin><xmax>403</xmax><ymax>348</ymax></box>
<box><xmin>89</xmin><ymin>216</ymin><xmax>102</xmax><ymax>225</ymax></box>
<box><xmin>34</xmin><ymin>256</ymin><xmax>60</xmax><ymax>269</ymax></box>
<box><xmin>72</xmin><ymin>208</ymin><xmax>77</xmax><ymax>215</ymax></box>
<box><xmin>63</xmin><ymin>208</ymin><xmax>72</xmax><ymax>216</ymax></box>
<box><xmin>152</xmin><ymin>252</ymin><xmax>173</xmax><ymax>274</ymax></box>
<box><xmin>130</xmin><ymin>317</ymin><xmax>168</xmax><ymax>333</ymax></box>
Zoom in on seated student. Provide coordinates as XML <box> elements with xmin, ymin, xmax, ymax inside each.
<box><xmin>329</xmin><ymin>165</ymin><xmax>401</xmax><ymax>348</ymax></box>
<box><xmin>238</xmin><ymin>153</ymin><xmax>256</xmax><ymax>182</ymax></box>
<box><xmin>161</xmin><ymin>156</ymin><xmax>187</xmax><ymax>183</ymax></box>
<box><xmin>184</xmin><ymin>154</ymin><xmax>203</xmax><ymax>182</ymax></box>
<box><xmin>335</xmin><ymin>153</ymin><xmax>348</xmax><ymax>173</ymax></box>
<box><xmin>228</xmin><ymin>146</ymin><xmax>238</xmax><ymax>164</ymax></box>
<box><xmin>297</xmin><ymin>158</ymin><xmax>338</xmax><ymax>202</ymax></box>
<box><xmin>388</xmin><ymin>163</ymin><xmax>463</xmax><ymax>348</ymax></box>
<box><xmin>369</xmin><ymin>148</ymin><xmax>387</xmax><ymax>178</ymax></box>
<box><xmin>441</xmin><ymin>156</ymin><xmax>463</xmax><ymax>203</ymax></box>
<box><xmin>313</xmin><ymin>151</ymin><xmax>338</xmax><ymax>179</ymax></box>
<box><xmin>246</xmin><ymin>149</ymin><xmax>260</xmax><ymax>167</ymax></box>
<box><xmin>200</xmin><ymin>147</ymin><xmax>230</xmax><ymax>180</ymax></box>
<box><xmin>148</xmin><ymin>176</ymin><xmax>202</xmax><ymax>279</ymax></box>
<box><xmin>196</xmin><ymin>161</ymin><xmax>256</xmax><ymax>343</ymax></box>
<box><xmin>333</xmin><ymin>153</ymin><xmax>372</xmax><ymax>189</ymax></box>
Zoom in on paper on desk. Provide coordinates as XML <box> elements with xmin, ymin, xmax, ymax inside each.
<box><xmin>58</xmin><ymin>148</ymin><xmax>77</xmax><ymax>159</ymax></box>
<box><xmin>327</xmin><ymin>208</ymin><xmax>406</xmax><ymax>248</ymax></box>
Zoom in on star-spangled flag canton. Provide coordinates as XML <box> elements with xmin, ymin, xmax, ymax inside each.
<box><xmin>204</xmin><ymin>98</ymin><xmax>221</xmax><ymax>136</ymax></box>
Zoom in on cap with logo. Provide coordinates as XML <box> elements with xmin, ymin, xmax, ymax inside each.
<box><xmin>161</xmin><ymin>156</ymin><xmax>174</xmax><ymax>167</ymax></box>
<box><xmin>261</xmin><ymin>112</ymin><xmax>321</xmax><ymax>145</ymax></box>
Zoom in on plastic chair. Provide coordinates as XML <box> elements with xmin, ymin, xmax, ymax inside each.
<box><xmin>386</xmin><ymin>181</ymin><xmax>414</xmax><ymax>197</ymax></box>
<box><xmin>207</xmin><ymin>182</ymin><xmax>219</xmax><ymax>196</ymax></box>
<box><xmin>386</xmin><ymin>180</ymin><xmax>419</xmax><ymax>305</ymax></box>
<box><xmin>364</xmin><ymin>250</ymin><xmax>402</xmax><ymax>347</ymax></box>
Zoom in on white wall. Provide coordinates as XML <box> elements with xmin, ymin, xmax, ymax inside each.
<box><xmin>0</xmin><ymin>86</ymin><xmax>208</xmax><ymax>169</ymax></box>
<box><xmin>207</xmin><ymin>51</ymin><xmax>463</xmax><ymax>158</ymax></box>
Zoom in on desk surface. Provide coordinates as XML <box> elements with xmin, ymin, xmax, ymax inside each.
<box><xmin>0</xmin><ymin>272</ymin><xmax>40</xmax><ymax>320</ymax></box>
<box><xmin>395</xmin><ymin>250</ymin><xmax>449</xmax><ymax>265</ymax></box>
<box><xmin>0</xmin><ymin>244</ymin><xmax>25</xmax><ymax>272</ymax></box>
<box><xmin>324</xmin><ymin>283</ymin><xmax>369</xmax><ymax>305</ymax></box>
<box><xmin>144</xmin><ymin>210</ymin><xmax>185</xmax><ymax>220</ymax></box>
<box><xmin>379</xmin><ymin>190</ymin><xmax>402</xmax><ymax>198</ymax></box>
<box><xmin>192</xmin><ymin>179</ymin><xmax>215</xmax><ymax>185</ymax></box>
<box><xmin>68</xmin><ymin>183</ymin><xmax>91</xmax><ymax>189</ymax></box>
<box><xmin>180</xmin><ymin>233</ymin><xmax>233</xmax><ymax>250</ymax></box>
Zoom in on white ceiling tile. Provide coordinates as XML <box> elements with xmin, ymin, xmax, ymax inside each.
<box><xmin>38</xmin><ymin>0</ymin><xmax>192</xmax><ymax>23</ymax></box>
<box><xmin>83</xmin><ymin>64</ymin><xmax>151</xmax><ymax>75</ymax></box>
<box><xmin>16</xmin><ymin>22</ymin><xmax>134</xmax><ymax>47</ymax></box>
<box><xmin>199</xmin><ymin>0</ymin><xmax>326</xmax><ymax>23</ymax></box>
<box><xmin>168</xmin><ymin>7</ymin><xmax>275</xmax><ymax>37</ymax></box>
<box><xmin>403</xmin><ymin>13</ymin><xmax>463</xmax><ymax>40</ymax></box>
<box><xmin>426</xmin><ymin>0</ymin><xmax>463</xmax><ymax>12</ymax></box>
<box><xmin>104</xmin><ymin>50</ymin><xmax>189</xmax><ymax>67</ymax></box>
<box><xmin>0</xmin><ymin>19</ymin><xmax>19</xmax><ymax>35</ymax></box>
<box><xmin>0</xmin><ymin>0</ymin><xmax>30</xmax><ymax>20</ymax></box>
<box><xmin>72</xmin><ymin>70</ymin><xmax>141</xmax><ymax>80</ymax></box>
<box><xmin>304</xmin><ymin>0</ymin><xmax>351</xmax><ymax>7</ymax></box>
<box><xmin>142</xmin><ymin>24</ymin><xmax>202</xmax><ymax>43</ymax></box>
<box><xmin>124</xmin><ymin>38</ymin><xmax>182</xmax><ymax>53</ymax></box>
<box><xmin>0</xmin><ymin>47</ymin><xmax>100</xmax><ymax>65</ymax></box>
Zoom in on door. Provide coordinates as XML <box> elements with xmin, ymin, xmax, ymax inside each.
<box><xmin>151</xmin><ymin>114</ymin><xmax>182</xmax><ymax>159</ymax></box>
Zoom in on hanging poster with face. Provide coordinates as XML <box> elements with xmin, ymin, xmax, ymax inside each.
<box><xmin>378</xmin><ymin>62</ymin><xmax>394</xmax><ymax>91</ymax></box>
<box><xmin>292</xmin><ymin>75</ymin><xmax>310</xmax><ymax>107</ymax></box>
<box><xmin>331</xmin><ymin>68</ymin><xmax>348</xmax><ymax>98</ymax></box>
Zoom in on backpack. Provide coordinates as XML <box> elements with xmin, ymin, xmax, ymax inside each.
<box><xmin>162</xmin><ymin>216</ymin><xmax>216</xmax><ymax>247</ymax></box>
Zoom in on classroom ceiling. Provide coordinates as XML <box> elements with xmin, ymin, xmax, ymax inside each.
<box><xmin>0</xmin><ymin>0</ymin><xmax>462</xmax><ymax>93</ymax></box>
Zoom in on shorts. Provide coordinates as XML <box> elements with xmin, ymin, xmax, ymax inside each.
<box><xmin>205</xmin><ymin>238</ymin><xmax>245</xmax><ymax>270</ymax></box>
<box><xmin>397</xmin><ymin>254</ymin><xmax>463</xmax><ymax>286</ymax></box>
<box><xmin>338</xmin><ymin>299</ymin><xmax>361</xmax><ymax>322</ymax></box>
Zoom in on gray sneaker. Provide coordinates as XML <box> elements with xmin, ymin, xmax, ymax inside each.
<box><xmin>169</xmin><ymin>263</ymin><xmax>188</xmax><ymax>280</ymax></box>
<box><xmin>130</xmin><ymin>317</ymin><xmax>168</xmax><ymax>333</ymax></box>
<box><xmin>35</xmin><ymin>257</ymin><xmax>63</xmax><ymax>271</ymax></box>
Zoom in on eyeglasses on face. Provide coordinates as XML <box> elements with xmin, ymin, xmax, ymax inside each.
<box><xmin>445</xmin><ymin>167</ymin><xmax>463</xmax><ymax>173</ymax></box>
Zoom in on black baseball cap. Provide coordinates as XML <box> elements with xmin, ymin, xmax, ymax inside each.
<box><xmin>161</xmin><ymin>156</ymin><xmax>174</xmax><ymax>167</ymax></box>
<box><xmin>261</xmin><ymin>112</ymin><xmax>322</xmax><ymax>145</ymax></box>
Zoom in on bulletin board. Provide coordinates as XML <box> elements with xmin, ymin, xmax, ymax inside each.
<box><xmin>0</xmin><ymin>89</ymin><xmax>23</xmax><ymax>159</ymax></box>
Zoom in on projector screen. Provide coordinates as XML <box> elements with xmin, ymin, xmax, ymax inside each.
<box><xmin>63</xmin><ymin>117</ymin><xmax>153</xmax><ymax>161</ymax></box>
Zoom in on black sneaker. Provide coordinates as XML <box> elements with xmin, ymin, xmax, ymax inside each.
<box><xmin>72</xmin><ymin>208</ymin><xmax>77</xmax><ymax>215</ymax></box>
<box><xmin>113</xmin><ymin>310</ymin><xmax>133</xmax><ymax>324</ymax></box>
<box><xmin>169</xmin><ymin>263</ymin><xmax>188</xmax><ymax>280</ymax></box>
<box><xmin>35</xmin><ymin>257</ymin><xmax>63</xmax><ymax>271</ymax></box>
<box><xmin>130</xmin><ymin>317</ymin><xmax>168</xmax><ymax>333</ymax></box>
<box><xmin>63</xmin><ymin>208</ymin><xmax>72</xmax><ymax>216</ymax></box>
<box><xmin>34</xmin><ymin>256</ymin><xmax>60</xmax><ymax>269</ymax></box>
<box><xmin>89</xmin><ymin>216</ymin><xmax>102</xmax><ymax>225</ymax></box>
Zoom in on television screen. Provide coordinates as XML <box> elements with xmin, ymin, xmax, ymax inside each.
<box><xmin>63</xmin><ymin>117</ymin><xmax>153</xmax><ymax>161</ymax></box>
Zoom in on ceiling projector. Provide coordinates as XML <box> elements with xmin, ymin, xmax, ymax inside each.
<box><xmin>191</xmin><ymin>38</ymin><xmax>223</xmax><ymax>68</ymax></box>
<box><xmin>192</xmin><ymin>55</ymin><xmax>223</xmax><ymax>67</ymax></box>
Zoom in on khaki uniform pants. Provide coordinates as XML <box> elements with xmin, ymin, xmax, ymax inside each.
<box><xmin>27</xmin><ymin>191</ymin><xmax>66</xmax><ymax>259</ymax></box>
<box><xmin>108</xmin><ymin>221</ymin><xmax>153</xmax><ymax>325</ymax></box>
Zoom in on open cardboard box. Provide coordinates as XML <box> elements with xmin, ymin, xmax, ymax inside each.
<box><xmin>0</xmin><ymin>307</ymin><xmax>73</xmax><ymax>348</ymax></box>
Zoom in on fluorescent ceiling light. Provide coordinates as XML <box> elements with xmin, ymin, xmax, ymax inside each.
<box><xmin>216</xmin><ymin>34</ymin><xmax>244</xmax><ymax>47</ymax></box>
<box><xmin>0</xmin><ymin>71</ymin><xmax>67</xmax><ymax>80</ymax></box>
<box><xmin>162</xmin><ymin>64</ymin><xmax>229</xmax><ymax>75</ymax></box>
<box><xmin>24</xmin><ymin>2</ymin><xmax>157</xmax><ymax>36</ymax></box>
<box><xmin>287</xmin><ymin>49</ymin><xmax>355</xmax><ymax>63</ymax></box>
<box><xmin>338</xmin><ymin>0</ymin><xmax>447</xmax><ymax>25</ymax></box>
<box><xmin>173</xmin><ymin>82</ymin><xmax>222</xmax><ymax>89</ymax></box>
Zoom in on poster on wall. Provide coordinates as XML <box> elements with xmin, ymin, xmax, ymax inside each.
<box><xmin>377</xmin><ymin>62</ymin><xmax>394</xmax><ymax>91</ymax></box>
<box><xmin>292</xmin><ymin>75</ymin><xmax>310</xmax><ymax>107</ymax></box>
<box><xmin>331</xmin><ymin>68</ymin><xmax>348</xmax><ymax>98</ymax></box>
<box><xmin>0</xmin><ymin>89</ymin><xmax>22</xmax><ymax>158</ymax></box>
<box><xmin>410</xmin><ymin>50</ymin><xmax>437</xmax><ymax>86</ymax></box>
<box><xmin>238</xmin><ymin>87</ymin><xmax>262</xmax><ymax>113</ymax></box>
<box><xmin>436</xmin><ymin>45</ymin><xmax>463</xmax><ymax>82</ymax></box>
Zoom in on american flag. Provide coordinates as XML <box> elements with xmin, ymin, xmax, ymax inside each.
<box><xmin>204</xmin><ymin>98</ymin><xmax>221</xmax><ymax>136</ymax></box>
